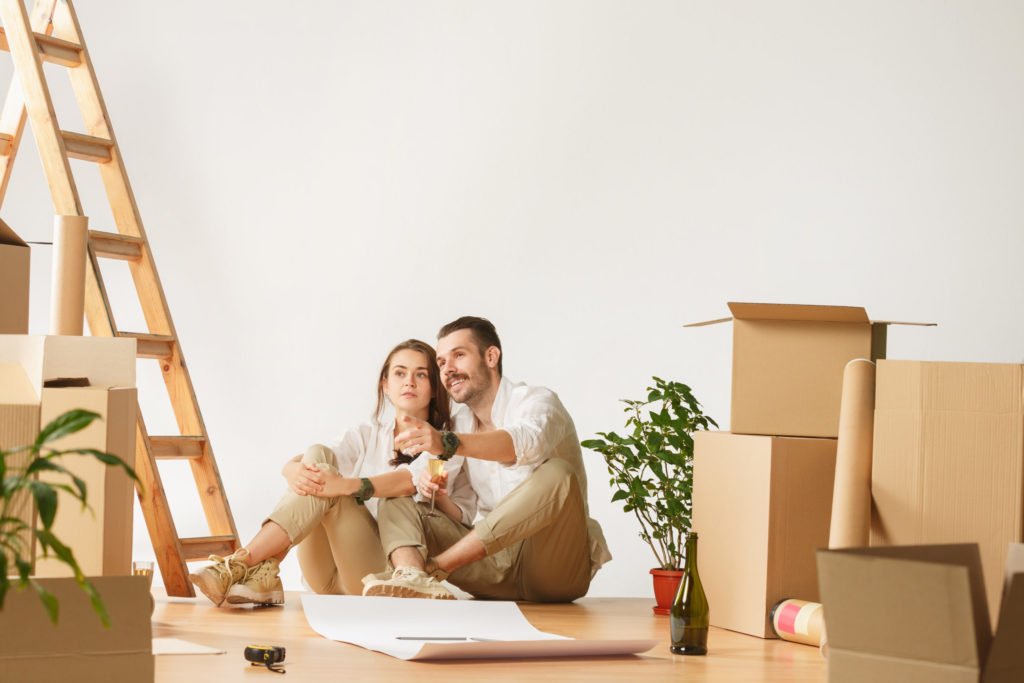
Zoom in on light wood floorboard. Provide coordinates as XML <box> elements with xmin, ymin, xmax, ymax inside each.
<box><xmin>153</xmin><ymin>592</ymin><xmax>826</xmax><ymax>681</ymax></box>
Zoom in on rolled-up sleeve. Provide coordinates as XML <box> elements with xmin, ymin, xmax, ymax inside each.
<box><xmin>502</xmin><ymin>388</ymin><xmax>570</xmax><ymax>467</ymax></box>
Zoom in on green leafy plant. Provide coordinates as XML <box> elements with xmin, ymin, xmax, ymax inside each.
<box><xmin>582</xmin><ymin>377</ymin><xmax>717</xmax><ymax>570</ymax></box>
<box><xmin>0</xmin><ymin>409</ymin><xmax>139</xmax><ymax>626</ymax></box>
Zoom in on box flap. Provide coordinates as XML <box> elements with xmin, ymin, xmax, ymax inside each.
<box><xmin>682</xmin><ymin>316</ymin><xmax>733</xmax><ymax>328</ymax></box>
<box><xmin>0</xmin><ymin>362</ymin><xmax>39</xmax><ymax>403</ymax></box>
<box><xmin>871</xmin><ymin>320</ymin><xmax>938</xmax><ymax>327</ymax></box>
<box><xmin>729</xmin><ymin>302</ymin><xmax>870</xmax><ymax>323</ymax></box>
<box><xmin>0</xmin><ymin>217</ymin><xmax>27</xmax><ymax>247</ymax></box>
<box><xmin>818</xmin><ymin>545</ymin><xmax>991</xmax><ymax>670</ymax></box>
<box><xmin>986</xmin><ymin>572</ymin><xmax>1024</xmax><ymax>681</ymax></box>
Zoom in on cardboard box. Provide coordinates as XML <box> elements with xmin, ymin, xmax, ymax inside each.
<box><xmin>0</xmin><ymin>576</ymin><xmax>154</xmax><ymax>682</ymax></box>
<box><xmin>0</xmin><ymin>335</ymin><xmax>137</xmax><ymax>577</ymax></box>
<box><xmin>817</xmin><ymin>544</ymin><xmax>1024</xmax><ymax>683</ymax></box>
<box><xmin>35</xmin><ymin>386</ymin><xmax>138</xmax><ymax>577</ymax></box>
<box><xmin>686</xmin><ymin>302</ymin><xmax>932</xmax><ymax>438</ymax></box>
<box><xmin>692</xmin><ymin>431</ymin><xmax>837</xmax><ymax>637</ymax></box>
<box><xmin>0</xmin><ymin>218</ymin><xmax>29</xmax><ymax>334</ymax></box>
<box><xmin>0</xmin><ymin>362</ymin><xmax>40</xmax><ymax>562</ymax></box>
<box><xmin>872</xmin><ymin>359</ymin><xmax>1024</xmax><ymax>625</ymax></box>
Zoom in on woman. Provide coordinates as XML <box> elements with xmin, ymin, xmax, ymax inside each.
<box><xmin>189</xmin><ymin>339</ymin><xmax>470</xmax><ymax>606</ymax></box>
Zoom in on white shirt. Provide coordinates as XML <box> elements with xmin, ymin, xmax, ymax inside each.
<box><xmin>451</xmin><ymin>377</ymin><xmax>612</xmax><ymax>573</ymax></box>
<box><xmin>324</xmin><ymin>402</ymin><xmax>472</xmax><ymax>521</ymax></box>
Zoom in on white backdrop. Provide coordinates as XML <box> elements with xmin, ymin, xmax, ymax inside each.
<box><xmin>4</xmin><ymin>1</ymin><xmax>1024</xmax><ymax>597</ymax></box>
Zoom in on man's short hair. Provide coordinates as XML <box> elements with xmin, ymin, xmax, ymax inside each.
<box><xmin>438</xmin><ymin>316</ymin><xmax>503</xmax><ymax>376</ymax></box>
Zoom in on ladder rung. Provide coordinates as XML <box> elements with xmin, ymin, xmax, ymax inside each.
<box><xmin>180</xmin><ymin>535</ymin><xmax>238</xmax><ymax>562</ymax></box>
<box><xmin>149</xmin><ymin>435</ymin><xmax>205</xmax><ymax>460</ymax></box>
<box><xmin>0</xmin><ymin>132</ymin><xmax>11</xmax><ymax>156</ymax></box>
<box><xmin>61</xmin><ymin>130</ymin><xmax>113</xmax><ymax>162</ymax></box>
<box><xmin>117</xmin><ymin>332</ymin><xmax>175</xmax><ymax>359</ymax></box>
<box><xmin>89</xmin><ymin>230</ymin><xmax>143</xmax><ymax>261</ymax></box>
<box><xmin>0</xmin><ymin>27</ymin><xmax>83</xmax><ymax>67</ymax></box>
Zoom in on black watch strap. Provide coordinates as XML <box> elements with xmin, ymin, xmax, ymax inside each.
<box><xmin>439</xmin><ymin>431</ymin><xmax>460</xmax><ymax>461</ymax></box>
<box><xmin>354</xmin><ymin>477</ymin><xmax>375</xmax><ymax>505</ymax></box>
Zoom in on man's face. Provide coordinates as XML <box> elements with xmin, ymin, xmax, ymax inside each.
<box><xmin>436</xmin><ymin>329</ymin><xmax>496</xmax><ymax>406</ymax></box>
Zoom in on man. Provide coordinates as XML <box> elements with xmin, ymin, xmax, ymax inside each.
<box><xmin>362</xmin><ymin>316</ymin><xmax>611</xmax><ymax>601</ymax></box>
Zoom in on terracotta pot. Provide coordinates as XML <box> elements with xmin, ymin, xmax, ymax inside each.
<box><xmin>650</xmin><ymin>568</ymin><xmax>683</xmax><ymax>615</ymax></box>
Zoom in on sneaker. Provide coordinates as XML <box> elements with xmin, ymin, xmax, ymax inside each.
<box><xmin>225</xmin><ymin>558</ymin><xmax>284</xmax><ymax>606</ymax></box>
<box><xmin>361</xmin><ymin>566</ymin><xmax>456</xmax><ymax>600</ymax></box>
<box><xmin>189</xmin><ymin>549</ymin><xmax>251</xmax><ymax>606</ymax></box>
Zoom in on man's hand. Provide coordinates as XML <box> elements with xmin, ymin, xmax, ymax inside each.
<box><xmin>395</xmin><ymin>415</ymin><xmax>444</xmax><ymax>456</ymax></box>
<box><xmin>417</xmin><ymin>466</ymin><xmax>449</xmax><ymax>500</ymax></box>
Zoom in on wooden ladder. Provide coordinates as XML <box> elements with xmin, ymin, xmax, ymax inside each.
<box><xmin>0</xmin><ymin>0</ymin><xmax>239</xmax><ymax>596</ymax></box>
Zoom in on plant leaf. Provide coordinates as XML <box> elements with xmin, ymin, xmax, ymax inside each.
<box><xmin>32</xmin><ymin>581</ymin><xmax>59</xmax><ymax>624</ymax></box>
<box><xmin>28</xmin><ymin>481</ymin><xmax>58</xmax><ymax>530</ymax></box>
<box><xmin>35</xmin><ymin>410</ymin><xmax>100</xmax><ymax>447</ymax></box>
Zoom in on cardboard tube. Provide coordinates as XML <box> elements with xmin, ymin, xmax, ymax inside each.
<box><xmin>50</xmin><ymin>214</ymin><xmax>89</xmax><ymax>336</ymax></box>
<box><xmin>770</xmin><ymin>599</ymin><xmax>825</xmax><ymax>648</ymax></box>
<box><xmin>828</xmin><ymin>359</ymin><xmax>876</xmax><ymax>548</ymax></box>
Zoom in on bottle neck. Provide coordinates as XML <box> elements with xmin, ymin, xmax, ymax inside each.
<box><xmin>685</xmin><ymin>535</ymin><xmax>698</xmax><ymax>568</ymax></box>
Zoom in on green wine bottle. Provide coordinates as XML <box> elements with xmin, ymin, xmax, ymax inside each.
<box><xmin>670</xmin><ymin>531</ymin><xmax>709</xmax><ymax>655</ymax></box>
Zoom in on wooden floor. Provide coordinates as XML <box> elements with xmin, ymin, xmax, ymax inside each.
<box><xmin>152</xmin><ymin>592</ymin><xmax>826</xmax><ymax>681</ymax></box>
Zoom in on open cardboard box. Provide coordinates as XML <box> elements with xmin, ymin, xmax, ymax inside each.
<box><xmin>0</xmin><ymin>218</ymin><xmax>30</xmax><ymax>334</ymax></box>
<box><xmin>817</xmin><ymin>544</ymin><xmax>1024</xmax><ymax>683</ymax></box>
<box><xmin>0</xmin><ymin>575</ymin><xmax>154</xmax><ymax>681</ymax></box>
<box><xmin>0</xmin><ymin>335</ymin><xmax>137</xmax><ymax>576</ymax></box>
<box><xmin>686</xmin><ymin>302</ymin><xmax>933</xmax><ymax>438</ymax></box>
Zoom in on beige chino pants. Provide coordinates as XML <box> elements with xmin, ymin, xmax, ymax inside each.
<box><xmin>376</xmin><ymin>458</ymin><xmax>592</xmax><ymax>602</ymax></box>
<box><xmin>265</xmin><ymin>444</ymin><xmax>387</xmax><ymax>595</ymax></box>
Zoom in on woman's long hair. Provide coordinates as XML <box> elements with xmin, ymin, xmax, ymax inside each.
<box><xmin>375</xmin><ymin>339</ymin><xmax>451</xmax><ymax>466</ymax></box>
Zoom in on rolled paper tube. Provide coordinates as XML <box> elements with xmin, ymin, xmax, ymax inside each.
<box><xmin>50</xmin><ymin>214</ymin><xmax>89</xmax><ymax>336</ymax></box>
<box><xmin>769</xmin><ymin>599</ymin><xmax>824</xmax><ymax>648</ymax></box>
<box><xmin>828</xmin><ymin>358</ymin><xmax>876</xmax><ymax>548</ymax></box>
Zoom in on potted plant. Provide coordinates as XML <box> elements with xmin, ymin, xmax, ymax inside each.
<box><xmin>582</xmin><ymin>376</ymin><xmax>717</xmax><ymax>615</ymax></box>
<box><xmin>1</xmin><ymin>409</ymin><xmax>139</xmax><ymax>625</ymax></box>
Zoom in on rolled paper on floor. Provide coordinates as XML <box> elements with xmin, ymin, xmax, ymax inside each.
<box><xmin>828</xmin><ymin>358</ymin><xmax>876</xmax><ymax>548</ymax></box>
<box><xmin>769</xmin><ymin>599</ymin><xmax>824</xmax><ymax>648</ymax></box>
<box><xmin>50</xmin><ymin>214</ymin><xmax>89</xmax><ymax>336</ymax></box>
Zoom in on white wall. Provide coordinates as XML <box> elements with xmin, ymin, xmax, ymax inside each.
<box><xmin>4</xmin><ymin>1</ymin><xmax>1024</xmax><ymax>597</ymax></box>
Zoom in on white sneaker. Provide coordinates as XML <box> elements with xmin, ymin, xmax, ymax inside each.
<box><xmin>361</xmin><ymin>567</ymin><xmax>456</xmax><ymax>600</ymax></box>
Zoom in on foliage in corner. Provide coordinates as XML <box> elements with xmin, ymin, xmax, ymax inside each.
<box><xmin>0</xmin><ymin>409</ymin><xmax>139</xmax><ymax>626</ymax></box>
<box><xmin>582</xmin><ymin>377</ymin><xmax>717</xmax><ymax>570</ymax></box>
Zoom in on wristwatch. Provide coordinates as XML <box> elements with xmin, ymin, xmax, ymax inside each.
<box><xmin>354</xmin><ymin>477</ymin><xmax>375</xmax><ymax>506</ymax></box>
<box><xmin>439</xmin><ymin>431</ymin><xmax>460</xmax><ymax>461</ymax></box>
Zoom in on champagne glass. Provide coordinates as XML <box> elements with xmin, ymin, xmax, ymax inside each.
<box><xmin>424</xmin><ymin>458</ymin><xmax>446</xmax><ymax>518</ymax></box>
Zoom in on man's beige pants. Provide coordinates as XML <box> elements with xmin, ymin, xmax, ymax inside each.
<box><xmin>376</xmin><ymin>458</ymin><xmax>592</xmax><ymax>602</ymax></box>
<box><xmin>265</xmin><ymin>444</ymin><xmax>387</xmax><ymax>595</ymax></box>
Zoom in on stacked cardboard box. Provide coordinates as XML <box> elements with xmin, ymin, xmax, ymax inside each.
<box><xmin>0</xmin><ymin>335</ymin><xmax>137</xmax><ymax>576</ymax></box>
<box><xmin>872</xmin><ymin>359</ymin><xmax>1024</xmax><ymax>626</ymax></box>
<box><xmin>688</xmin><ymin>302</ymin><xmax>928</xmax><ymax>637</ymax></box>
<box><xmin>0</xmin><ymin>218</ymin><xmax>30</xmax><ymax>334</ymax></box>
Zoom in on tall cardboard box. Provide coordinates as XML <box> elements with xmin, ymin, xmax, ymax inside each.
<box><xmin>872</xmin><ymin>359</ymin><xmax>1024</xmax><ymax>625</ymax></box>
<box><xmin>0</xmin><ymin>218</ymin><xmax>30</xmax><ymax>334</ymax></box>
<box><xmin>692</xmin><ymin>431</ymin><xmax>837</xmax><ymax>637</ymax></box>
<box><xmin>0</xmin><ymin>335</ymin><xmax>137</xmax><ymax>577</ymax></box>
<box><xmin>0</xmin><ymin>576</ymin><xmax>154</xmax><ymax>682</ymax></box>
<box><xmin>817</xmin><ymin>544</ymin><xmax>1024</xmax><ymax>683</ymax></box>
<box><xmin>686</xmin><ymin>302</ymin><xmax>931</xmax><ymax>438</ymax></box>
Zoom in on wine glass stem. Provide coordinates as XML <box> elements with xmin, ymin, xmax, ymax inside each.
<box><xmin>429</xmin><ymin>491</ymin><xmax>436</xmax><ymax>515</ymax></box>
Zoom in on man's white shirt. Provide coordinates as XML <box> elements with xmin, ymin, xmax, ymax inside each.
<box><xmin>447</xmin><ymin>376</ymin><xmax>612</xmax><ymax>574</ymax></box>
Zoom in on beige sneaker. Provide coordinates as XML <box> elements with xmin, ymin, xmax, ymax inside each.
<box><xmin>361</xmin><ymin>566</ymin><xmax>456</xmax><ymax>600</ymax></box>
<box><xmin>189</xmin><ymin>549</ymin><xmax>250</xmax><ymax>606</ymax></box>
<box><xmin>225</xmin><ymin>558</ymin><xmax>284</xmax><ymax>606</ymax></box>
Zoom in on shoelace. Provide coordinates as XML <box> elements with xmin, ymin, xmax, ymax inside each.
<box><xmin>208</xmin><ymin>550</ymin><xmax>248</xmax><ymax>581</ymax></box>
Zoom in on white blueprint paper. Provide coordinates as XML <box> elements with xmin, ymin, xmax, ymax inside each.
<box><xmin>300</xmin><ymin>594</ymin><xmax>657</xmax><ymax>660</ymax></box>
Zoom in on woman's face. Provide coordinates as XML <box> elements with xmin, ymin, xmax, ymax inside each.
<box><xmin>383</xmin><ymin>349</ymin><xmax>433</xmax><ymax>416</ymax></box>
